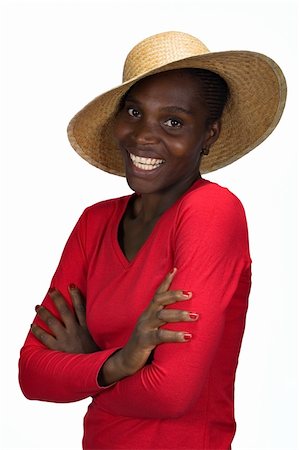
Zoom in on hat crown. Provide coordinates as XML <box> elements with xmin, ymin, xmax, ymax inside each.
<box><xmin>122</xmin><ymin>31</ymin><xmax>210</xmax><ymax>82</ymax></box>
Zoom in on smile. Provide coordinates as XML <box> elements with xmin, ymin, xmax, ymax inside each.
<box><xmin>129</xmin><ymin>153</ymin><xmax>164</xmax><ymax>171</ymax></box>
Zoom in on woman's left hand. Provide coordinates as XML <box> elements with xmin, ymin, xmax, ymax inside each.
<box><xmin>31</xmin><ymin>286</ymin><xmax>100</xmax><ymax>354</ymax></box>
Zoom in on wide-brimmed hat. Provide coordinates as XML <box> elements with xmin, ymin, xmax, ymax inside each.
<box><xmin>67</xmin><ymin>31</ymin><xmax>287</xmax><ymax>176</ymax></box>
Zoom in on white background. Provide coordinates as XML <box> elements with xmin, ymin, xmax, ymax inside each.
<box><xmin>1</xmin><ymin>0</ymin><xmax>298</xmax><ymax>449</ymax></box>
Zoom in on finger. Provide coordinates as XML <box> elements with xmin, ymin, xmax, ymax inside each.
<box><xmin>48</xmin><ymin>289</ymin><xmax>76</xmax><ymax>329</ymax></box>
<box><xmin>154</xmin><ymin>328</ymin><xmax>193</xmax><ymax>344</ymax></box>
<box><xmin>147</xmin><ymin>304</ymin><xmax>197</xmax><ymax>329</ymax></box>
<box><xmin>35</xmin><ymin>304</ymin><xmax>66</xmax><ymax>336</ymax></box>
<box><xmin>151</xmin><ymin>289</ymin><xmax>192</xmax><ymax>308</ymax></box>
<box><xmin>68</xmin><ymin>284</ymin><xmax>87</xmax><ymax>327</ymax></box>
<box><xmin>157</xmin><ymin>309</ymin><xmax>199</xmax><ymax>323</ymax></box>
<box><xmin>30</xmin><ymin>323</ymin><xmax>59</xmax><ymax>350</ymax></box>
<box><xmin>155</xmin><ymin>268</ymin><xmax>177</xmax><ymax>295</ymax></box>
<box><xmin>140</xmin><ymin>290</ymin><xmax>193</xmax><ymax>329</ymax></box>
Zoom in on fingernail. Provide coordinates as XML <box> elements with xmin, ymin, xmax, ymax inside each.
<box><xmin>48</xmin><ymin>287</ymin><xmax>56</xmax><ymax>294</ymax></box>
<box><xmin>170</xmin><ymin>267</ymin><xmax>177</xmax><ymax>275</ymax></box>
<box><xmin>183</xmin><ymin>333</ymin><xmax>193</xmax><ymax>341</ymax></box>
<box><xmin>182</xmin><ymin>291</ymin><xmax>192</xmax><ymax>298</ymax></box>
<box><xmin>35</xmin><ymin>305</ymin><xmax>41</xmax><ymax>312</ymax></box>
<box><xmin>69</xmin><ymin>283</ymin><xmax>77</xmax><ymax>290</ymax></box>
<box><xmin>189</xmin><ymin>312</ymin><xmax>199</xmax><ymax>321</ymax></box>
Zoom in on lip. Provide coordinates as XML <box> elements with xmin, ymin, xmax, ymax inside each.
<box><xmin>126</xmin><ymin>147</ymin><xmax>165</xmax><ymax>161</ymax></box>
<box><xmin>125</xmin><ymin>149</ymin><xmax>165</xmax><ymax>176</ymax></box>
<box><xmin>129</xmin><ymin>152</ymin><xmax>164</xmax><ymax>166</ymax></box>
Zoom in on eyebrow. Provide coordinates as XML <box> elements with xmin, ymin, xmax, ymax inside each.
<box><xmin>124</xmin><ymin>96</ymin><xmax>192</xmax><ymax>116</ymax></box>
<box><xmin>160</xmin><ymin>106</ymin><xmax>192</xmax><ymax>115</ymax></box>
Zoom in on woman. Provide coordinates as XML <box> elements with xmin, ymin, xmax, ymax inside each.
<box><xmin>19</xmin><ymin>31</ymin><xmax>286</xmax><ymax>449</ymax></box>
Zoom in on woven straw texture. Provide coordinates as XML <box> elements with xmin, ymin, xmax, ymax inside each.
<box><xmin>67</xmin><ymin>31</ymin><xmax>287</xmax><ymax>176</ymax></box>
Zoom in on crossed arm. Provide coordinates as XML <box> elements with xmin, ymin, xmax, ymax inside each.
<box><xmin>19</xmin><ymin>189</ymin><xmax>251</xmax><ymax>417</ymax></box>
<box><xmin>30</xmin><ymin>269</ymin><xmax>198</xmax><ymax>387</ymax></box>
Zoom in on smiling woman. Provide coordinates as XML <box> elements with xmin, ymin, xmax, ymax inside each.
<box><xmin>18</xmin><ymin>31</ymin><xmax>287</xmax><ymax>450</ymax></box>
<box><xmin>114</xmin><ymin>69</ymin><xmax>226</xmax><ymax>199</ymax></box>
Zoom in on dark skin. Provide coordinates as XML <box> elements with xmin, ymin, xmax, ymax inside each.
<box><xmin>32</xmin><ymin>271</ymin><xmax>195</xmax><ymax>385</ymax></box>
<box><xmin>116</xmin><ymin>71</ymin><xmax>219</xmax><ymax>260</ymax></box>
<box><xmin>32</xmin><ymin>69</ymin><xmax>221</xmax><ymax>386</ymax></box>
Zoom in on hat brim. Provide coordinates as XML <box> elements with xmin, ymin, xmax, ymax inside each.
<box><xmin>67</xmin><ymin>50</ymin><xmax>287</xmax><ymax>176</ymax></box>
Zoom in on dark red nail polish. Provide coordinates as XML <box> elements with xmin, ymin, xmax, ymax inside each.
<box><xmin>35</xmin><ymin>305</ymin><xmax>41</xmax><ymax>312</ymax></box>
<box><xmin>183</xmin><ymin>333</ymin><xmax>193</xmax><ymax>341</ymax></box>
<box><xmin>189</xmin><ymin>312</ymin><xmax>199</xmax><ymax>320</ymax></box>
<box><xmin>182</xmin><ymin>291</ymin><xmax>192</xmax><ymax>297</ymax></box>
<box><xmin>69</xmin><ymin>283</ymin><xmax>77</xmax><ymax>290</ymax></box>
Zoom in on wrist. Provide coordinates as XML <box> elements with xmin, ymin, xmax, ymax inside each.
<box><xmin>118</xmin><ymin>345</ymin><xmax>140</xmax><ymax>376</ymax></box>
<box><xmin>98</xmin><ymin>348</ymin><xmax>135</xmax><ymax>387</ymax></box>
<box><xmin>98</xmin><ymin>342</ymin><xmax>153</xmax><ymax>387</ymax></box>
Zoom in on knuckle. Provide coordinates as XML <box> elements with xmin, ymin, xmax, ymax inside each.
<box><xmin>156</xmin><ymin>309</ymin><xmax>163</xmax><ymax>319</ymax></box>
<box><xmin>163</xmin><ymin>291</ymin><xmax>180</xmax><ymax>302</ymax></box>
<box><xmin>175</xmin><ymin>290</ymin><xmax>184</xmax><ymax>299</ymax></box>
<box><xmin>75</xmin><ymin>301</ymin><xmax>85</xmax><ymax>313</ymax></box>
<box><xmin>158</xmin><ymin>310</ymin><xmax>171</xmax><ymax>322</ymax></box>
<box><xmin>53</xmin><ymin>295</ymin><xmax>69</xmax><ymax>311</ymax></box>
<box><xmin>37</xmin><ymin>330</ymin><xmax>47</xmax><ymax>342</ymax></box>
<box><xmin>61</xmin><ymin>305</ymin><xmax>71</xmax><ymax>315</ymax></box>
<box><xmin>156</xmin><ymin>329</ymin><xmax>165</xmax><ymax>342</ymax></box>
<box><xmin>56</xmin><ymin>301</ymin><xmax>71</xmax><ymax>315</ymax></box>
<box><xmin>156</xmin><ymin>308</ymin><xmax>166</xmax><ymax>321</ymax></box>
<box><xmin>167</xmin><ymin>290</ymin><xmax>176</xmax><ymax>296</ymax></box>
<box><xmin>46</xmin><ymin>317</ymin><xmax>55</xmax><ymax>327</ymax></box>
<box><xmin>52</xmin><ymin>295</ymin><xmax>62</xmax><ymax>306</ymax></box>
<box><xmin>181</xmin><ymin>311</ymin><xmax>190</xmax><ymax>320</ymax></box>
<box><xmin>152</xmin><ymin>294</ymin><xmax>160</xmax><ymax>305</ymax></box>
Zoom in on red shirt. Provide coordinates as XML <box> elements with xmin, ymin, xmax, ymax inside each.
<box><xmin>19</xmin><ymin>179</ymin><xmax>251</xmax><ymax>449</ymax></box>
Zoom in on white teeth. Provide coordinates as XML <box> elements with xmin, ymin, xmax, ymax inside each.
<box><xmin>133</xmin><ymin>161</ymin><xmax>161</xmax><ymax>170</ymax></box>
<box><xmin>129</xmin><ymin>153</ymin><xmax>164</xmax><ymax>171</ymax></box>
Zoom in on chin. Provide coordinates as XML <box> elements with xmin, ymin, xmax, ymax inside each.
<box><xmin>125</xmin><ymin>175</ymin><xmax>160</xmax><ymax>195</ymax></box>
<box><xmin>124</xmin><ymin>162</ymin><xmax>167</xmax><ymax>194</ymax></box>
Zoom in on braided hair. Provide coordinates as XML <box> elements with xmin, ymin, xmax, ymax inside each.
<box><xmin>179</xmin><ymin>68</ymin><xmax>230</xmax><ymax>124</ymax></box>
<box><xmin>117</xmin><ymin>68</ymin><xmax>229</xmax><ymax>124</ymax></box>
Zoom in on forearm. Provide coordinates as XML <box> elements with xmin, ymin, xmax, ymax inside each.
<box><xmin>99</xmin><ymin>341</ymin><xmax>151</xmax><ymax>386</ymax></box>
<box><xmin>96</xmin><ymin>319</ymin><xmax>219</xmax><ymax>419</ymax></box>
<box><xmin>19</xmin><ymin>343</ymin><xmax>119</xmax><ymax>403</ymax></box>
<box><xmin>94</xmin><ymin>265</ymin><xmax>251</xmax><ymax>419</ymax></box>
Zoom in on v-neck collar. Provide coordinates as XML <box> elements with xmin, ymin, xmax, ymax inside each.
<box><xmin>111</xmin><ymin>178</ymin><xmax>209</xmax><ymax>269</ymax></box>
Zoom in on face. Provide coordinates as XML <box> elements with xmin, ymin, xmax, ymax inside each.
<box><xmin>113</xmin><ymin>70</ymin><xmax>220</xmax><ymax>194</ymax></box>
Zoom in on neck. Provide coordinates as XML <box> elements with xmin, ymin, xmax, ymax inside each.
<box><xmin>133</xmin><ymin>174</ymin><xmax>201</xmax><ymax>223</ymax></box>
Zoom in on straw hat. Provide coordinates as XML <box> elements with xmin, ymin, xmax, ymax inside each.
<box><xmin>67</xmin><ymin>31</ymin><xmax>287</xmax><ymax>176</ymax></box>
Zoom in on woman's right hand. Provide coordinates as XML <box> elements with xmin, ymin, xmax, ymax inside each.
<box><xmin>99</xmin><ymin>268</ymin><xmax>199</xmax><ymax>386</ymax></box>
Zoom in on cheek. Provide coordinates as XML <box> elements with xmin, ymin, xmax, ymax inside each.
<box><xmin>167</xmin><ymin>135</ymin><xmax>202</xmax><ymax>161</ymax></box>
<box><xmin>112</xmin><ymin>120</ymin><xmax>122</xmax><ymax>144</ymax></box>
<box><xmin>113</xmin><ymin>115</ymin><xmax>130</xmax><ymax>144</ymax></box>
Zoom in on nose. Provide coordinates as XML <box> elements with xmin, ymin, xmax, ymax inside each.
<box><xmin>133</xmin><ymin>119</ymin><xmax>159</xmax><ymax>145</ymax></box>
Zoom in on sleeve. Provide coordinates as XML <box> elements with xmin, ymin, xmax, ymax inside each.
<box><xmin>18</xmin><ymin>208</ymin><xmax>120</xmax><ymax>403</ymax></box>
<box><xmin>91</xmin><ymin>188</ymin><xmax>252</xmax><ymax>418</ymax></box>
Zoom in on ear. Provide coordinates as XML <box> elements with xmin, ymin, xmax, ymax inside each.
<box><xmin>202</xmin><ymin>121</ymin><xmax>221</xmax><ymax>155</ymax></box>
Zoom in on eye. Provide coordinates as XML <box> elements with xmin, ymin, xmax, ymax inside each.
<box><xmin>128</xmin><ymin>108</ymin><xmax>141</xmax><ymax>118</ymax></box>
<box><xmin>164</xmin><ymin>118</ymin><xmax>183</xmax><ymax>128</ymax></box>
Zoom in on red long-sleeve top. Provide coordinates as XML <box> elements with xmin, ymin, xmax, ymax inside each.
<box><xmin>19</xmin><ymin>179</ymin><xmax>251</xmax><ymax>450</ymax></box>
